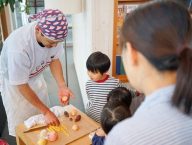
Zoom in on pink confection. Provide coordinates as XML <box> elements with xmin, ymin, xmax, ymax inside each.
<box><xmin>47</xmin><ymin>131</ymin><xmax>58</xmax><ymax>142</ymax></box>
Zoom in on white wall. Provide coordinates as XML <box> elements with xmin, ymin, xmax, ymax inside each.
<box><xmin>92</xmin><ymin>0</ymin><xmax>114</xmax><ymax>73</ymax></box>
<box><xmin>73</xmin><ymin>0</ymin><xmax>114</xmax><ymax>107</ymax></box>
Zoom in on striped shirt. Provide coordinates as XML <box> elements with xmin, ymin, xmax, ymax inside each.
<box><xmin>86</xmin><ymin>76</ymin><xmax>119</xmax><ymax>122</ymax></box>
<box><xmin>105</xmin><ymin>85</ymin><xmax>192</xmax><ymax>145</ymax></box>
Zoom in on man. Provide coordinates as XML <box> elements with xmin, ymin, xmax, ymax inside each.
<box><xmin>0</xmin><ymin>9</ymin><xmax>73</xmax><ymax>137</ymax></box>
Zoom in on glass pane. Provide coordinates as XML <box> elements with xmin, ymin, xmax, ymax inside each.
<box><xmin>14</xmin><ymin>1</ymin><xmax>73</xmax><ymax>46</ymax></box>
<box><xmin>15</xmin><ymin>1</ymin><xmax>23</xmax><ymax>28</ymax></box>
<box><xmin>27</xmin><ymin>0</ymin><xmax>44</xmax><ymax>7</ymax></box>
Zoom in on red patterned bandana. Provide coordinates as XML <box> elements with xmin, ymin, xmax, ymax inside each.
<box><xmin>28</xmin><ymin>9</ymin><xmax>68</xmax><ymax>41</ymax></box>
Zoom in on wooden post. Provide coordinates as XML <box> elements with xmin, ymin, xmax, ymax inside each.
<box><xmin>0</xmin><ymin>7</ymin><xmax>9</xmax><ymax>40</ymax></box>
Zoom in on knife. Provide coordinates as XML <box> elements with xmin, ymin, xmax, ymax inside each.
<box><xmin>23</xmin><ymin>125</ymin><xmax>48</xmax><ymax>133</ymax></box>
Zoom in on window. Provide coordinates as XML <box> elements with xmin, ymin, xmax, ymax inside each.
<box><xmin>13</xmin><ymin>0</ymin><xmax>73</xmax><ymax>46</ymax></box>
<box><xmin>27</xmin><ymin>0</ymin><xmax>44</xmax><ymax>14</ymax></box>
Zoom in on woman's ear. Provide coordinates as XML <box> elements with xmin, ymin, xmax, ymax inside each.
<box><xmin>126</xmin><ymin>42</ymin><xmax>138</xmax><ymax>65</ymax></box>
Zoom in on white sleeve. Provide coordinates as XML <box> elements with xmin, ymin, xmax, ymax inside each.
<box><xmin>105</xmin><ymin>127</ymin><xmax>125</xmax><ymax>145</ymax></box>
<box><xmin>8</xmin><ymin>51</ymin><xmax>31</xmax><ymax>85</ymax></box>
<box><xmin>53</xmin><ymin>44</ymin><xmax>64</xmax><ymax>60</ymax></box>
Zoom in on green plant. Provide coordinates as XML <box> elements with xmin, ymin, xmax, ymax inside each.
<box><xmin>0</xmin><ymin>0</ymin><xmax>22</xmax><ymax>12</ymax></box>
<box><xmin>19</xmin><ymin>2</ymin><xmax>30</xmax><ymax>14</ymax></box>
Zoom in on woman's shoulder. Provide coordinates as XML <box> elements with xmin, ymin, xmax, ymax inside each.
<box><xmin>106</xmin><ymin>104</ymin><xmax>192</xmax><ymax>145</ymax></box>
<box><xmin>105</xmin><ymin>118</ymin><xmax>135</xmax><ymax>145</ymax></box>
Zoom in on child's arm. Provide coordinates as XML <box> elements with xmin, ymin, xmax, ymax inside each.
<box><xmin>92</xmin><ymin>129</ymin><xmax>106</xmax><ymax>145</ymax></box>
<box><xmin>95</xmin><ymin>128</ymin><xmax>106</xmax><ymax>137</ymax></box>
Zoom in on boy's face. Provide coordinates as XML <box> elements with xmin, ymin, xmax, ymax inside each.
<box><xmin>87</xmin><ymin>71</ymin><xmax>103</xmax><ymax>82</ymax></box>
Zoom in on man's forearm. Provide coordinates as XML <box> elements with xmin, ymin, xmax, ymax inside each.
<box><xmin>49</xmin><ymin>59</ymin><xmax>66</xmax><ymax>88</ymax></box>
<box><xmin>17</xmin><ymin>84</ymin><xmax>49</xmax><ymax>114</ymax></box>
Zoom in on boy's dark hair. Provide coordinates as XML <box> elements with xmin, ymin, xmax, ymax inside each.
<box><xmin>107</xmin><ymin>87</ymin><xmax>132</xmax><ymax>108</ymax></box>
<box><xmin>86</xmin><ymin>51</ymin><xmax>110</xmax><ymax>74</ymax></box>
<box><xmin>120</xmin><ymin>0</ymin><xmax>192</xmax><ymax>114</ymax></box>
<box><xmin>101</xmin><ymin>101</ymin><xmax>131</xmax><ymax>134</ymax></box>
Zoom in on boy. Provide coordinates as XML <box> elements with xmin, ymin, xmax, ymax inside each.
<box><xmin>85</xmin><ymin>51</ymin><xmax>119</xmax><ymax>122</ymax></box>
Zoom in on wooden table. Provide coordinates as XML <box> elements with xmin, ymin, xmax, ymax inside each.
<box><xmin>16</xmin><ymin>105</ymin><xmax>100</xmax><ymax>145</ymax></box>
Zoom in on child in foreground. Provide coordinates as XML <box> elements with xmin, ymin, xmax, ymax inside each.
<box><xmin>91</xmin><ymin>87</ymin><xmax>132</xmax><ymax>145</ymax></box>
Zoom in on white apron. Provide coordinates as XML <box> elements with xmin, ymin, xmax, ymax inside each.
<box><xmin>0</xmin><ymin>73</ymin><xmax>49</xmax><ymax>136</ymax></box>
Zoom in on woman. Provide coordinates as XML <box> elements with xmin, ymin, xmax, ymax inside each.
<box><xmin>105</xmin><ymin>1</ymin><xmax>192</xmax><ymax>145</ymax></box>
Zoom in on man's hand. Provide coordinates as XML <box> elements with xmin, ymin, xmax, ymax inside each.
<box><xmin>49</xmin><ymin>59</ymin><xmax>74</xmax><ymax>105</ymax></box>
<box><xmin>58</xmin><ymin>86</ymin><xmax>74</xmax><ymax>105</ymax></box>
<box><xmin>44</xmin><ymin>109</ymin><xmax>60</xmax><ymax>126</ymax></box>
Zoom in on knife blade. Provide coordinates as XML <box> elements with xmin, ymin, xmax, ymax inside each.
<box><xmin>24</xmin><ymin>125</ymin><xmax>48</xmax><ymax>133</ymax></box>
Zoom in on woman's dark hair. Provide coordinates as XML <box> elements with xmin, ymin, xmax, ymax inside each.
<box><xmin>107</xmin><ymin>87</ymin><xmax>132</xmax><ymax>108</ymax></box>
<box><xmin>101</xmin><ymin>101</ymin><xmax>131</xmax><ymax>134</ymax></box>
<box><xmin>86</xmin><ymin>51</ymin><xmax>110</xmax><ymax>74</ymax></box>
<box><xmin>120</xmin><ymin>0</ymin><xmax>192</xmax><ymax>114</ymax></box>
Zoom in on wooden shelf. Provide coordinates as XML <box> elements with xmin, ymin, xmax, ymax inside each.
<box><xmin>112</xmin><ymin>0</ymin><xmax>149</xmax><ymax>83</ymax></box>
<box><xmin>115</xmin><ymin>75</ymin><xmax>128</xmax><ymax>83</ymax></box>
<box><xmin>118</xmin><ymin>0</ymin><xmax>148</xmax><ymax>2</ymax></box>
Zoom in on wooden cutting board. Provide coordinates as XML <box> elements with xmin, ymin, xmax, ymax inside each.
<box><xmin>24</xmin><ymin>105</ymin><xmax>100</xmax><ymax>145</ymax></box>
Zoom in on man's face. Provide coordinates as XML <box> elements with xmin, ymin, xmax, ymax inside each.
<box><xmin>36</xmin><ymin>27</ymin><xmax>63</xmax><ymax>48</ymax></box>
<box><xmin>40</xmin><ymin>33</ymin><xmax>63</xmax><ymax>48</ymax></box>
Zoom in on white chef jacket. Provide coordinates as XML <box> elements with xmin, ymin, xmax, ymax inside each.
<box><xmin>0</xmin><ymin>22</ymin><xmax>63</xmax><ymax>136</ymax></box>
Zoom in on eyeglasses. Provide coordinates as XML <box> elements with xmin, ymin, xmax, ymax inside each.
<box><xmin>41</xmin><ymin>33</ymin><xmax>63</xmax><ymax>45</ymax></box>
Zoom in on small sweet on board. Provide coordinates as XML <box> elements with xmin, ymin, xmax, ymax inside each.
<box><xmin>64</xmin><ymin>111</ymin><xmax>69</xmax><ymax>117</ymax></box>
<box><xmin>39</xmin><ymin>129</ymin><xmax>47</xmax><ymax>139</ymax></box>
<box><xmin>37</xmin><ymin>138</ymin><xmax>47</xmax><ymax>145</ymax></box>
<box><xmin>72</xmin><ymin>124</ymin><xmax>79</xmax><ymax>131</ymax></box>
<box><xmin>74</xmin><ymin>115</ymin><xmax>81</xmax><ymax>122</ymax></box>
<box><xmin>47</xmin><ymin>131</ymin><xmax>58</xmax><ymax>142</ymax></box>
<box><xmin>71</xmin><ymin>108</ymin><xmax>77</xmax><ymax>116</ymax></box>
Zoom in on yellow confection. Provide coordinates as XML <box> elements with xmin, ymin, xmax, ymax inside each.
<box><xmin>39</xmin><ymin>129</ymin><xmax>47</xmax><ymax>139</ymax></box>
<box><xmin>37</xmin><ymin>139</ymin><xmax>47</xmax><ymax>145</ymax></box>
